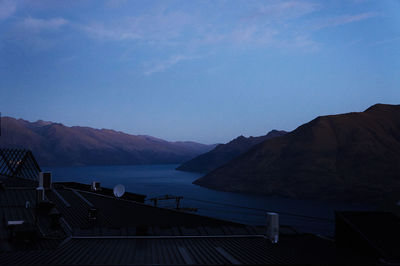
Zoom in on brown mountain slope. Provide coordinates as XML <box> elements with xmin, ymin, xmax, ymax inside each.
<box><xmin>176</xmin><ymin>130</ymin><xmax>286</xmax><ymax>173</ymax></box>
<box><xmin>194</xmin><ymin>104</ymin><xmax>400</xmax><ymax>203</ymax></box>
<box><xmin>0</xmin><ymin>117</ymin><xmax>215</xmax><ymax>166</ymax></box>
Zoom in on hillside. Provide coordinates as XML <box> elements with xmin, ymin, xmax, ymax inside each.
<box><xmin>176</xmin><ymin>130</ymin><xmax>286</xmax><ymax>173</ymax></box>
<box><xmin>194</xmin><ymin>104</ymin><xmax>400</xmax><ymax>203</ymax></box>
<box><xmin>0</xmin><ymin>117</ymin><xmax>215</xmax><ymax>166</ymax></box>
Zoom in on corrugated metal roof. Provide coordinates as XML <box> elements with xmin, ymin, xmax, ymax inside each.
<box><xmin>0</xmin><ymin>175</ymin><xmax>38</xmax><ymax>187</ymax></box>
<box><xmin>46</xmin><ymin>187</ymin><xmax>254</xmax><ymax>237</ymax></box>
<box><xmin>0</xmin><ymin>173</ymin><xmax>382</xmax><ymax>265</ymax></box>
<box><xmin>0</xmin><ymin>233</ymin><xmax>375</xmax><ymax>265</ymax></box>
<box><xmin>335</xmin><ymin>211</ymin><xmax>400</xmax><ymax>264</ymax></box>
<box><xmin>0</xmin><ymin>186</ymin><xmax>66</xmax><ymax>252</ymax></box>
<box><xmin>0</xmin><ymin>188</ymin><xmax>37</xmax><ymax>241</ymax></box>
<box><xmin>0</xmin><ymin>188</ymin><xmax>37</xmax><ymax>207</ymax></box>
<box><xmin>0</xmin><ymin>236</ymin><xmax>296</xmax><ymax>265</ymax></box>
<box><xmin>0</xmin><ymin>149</ymin><xmax>41</xmax><ymax>180</ymax></box>
<box><xmin>55</xmin><ymin>182</ymin><xmax>146</xmax><ymax>203</ymax></box>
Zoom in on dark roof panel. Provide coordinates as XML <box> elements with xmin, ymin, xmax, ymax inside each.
<box><xmin>46</xmin><ymin>186</ymin><xmax>251</xmax><ymax>237</ymax></box>
<box><xmin>335</xmin><ymin>211</ymin><xmax>400</xmax><ymax>263</ymax></box>
<box><xmin>0</xmin><ymin>236</ymin><xmax>297</xmax><ymax>265</ymax></box>
<box><xmin>0</xmin><ymin>170</ymin><xmax>386</xmax><ymax>265</ymax></box>
<box><xmin>0</xmin><ymin>175</ymin><xmax>38</xmax><ymax>188</ymax></box>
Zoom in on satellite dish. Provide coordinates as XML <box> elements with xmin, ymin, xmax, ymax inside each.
<box><xmin>113</xmin><ymin>184</ymin><xmax>125</xmax><ymax>198</ymax></box>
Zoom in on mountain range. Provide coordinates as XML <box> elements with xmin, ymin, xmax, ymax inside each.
<box><xmin>194</xmin><ymin>104</ymin><xmax>400</xmax><ymax>203</ymax></box>
<box><xmin>0</xmin><ymin>117</ymin><xmax>216</xmax><ymax>166</ymax></box>
<box><xmin>177</xmin><ymin>130</ymin><xmax>286</xmax><ymax>173</ymax></box>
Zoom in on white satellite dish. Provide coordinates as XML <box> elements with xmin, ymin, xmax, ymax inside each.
<box><xmin>113</xmin><ymin>184</ymin><xmax>125</xmax><ymax>198</ymax></box>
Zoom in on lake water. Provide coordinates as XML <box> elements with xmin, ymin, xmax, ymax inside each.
<box><xmin>43</xmin><ymin>164</ymin><xmax>374</xmax><ymax>236</ymax></box>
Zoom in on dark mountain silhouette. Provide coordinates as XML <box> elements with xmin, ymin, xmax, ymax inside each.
<box><xmin>0</xmin><ymin>117</ymin><xmax>216</xmax><ymax>166</ymax></box>
<box><xmin>194</xmin><ymin>104</ymin><xmax>400</xmax><ymax>203</ymax></box>
<box><xmin>176</xmin><ymin>130</ymin><xmax>287</xmax><ymax>173</ymax></box>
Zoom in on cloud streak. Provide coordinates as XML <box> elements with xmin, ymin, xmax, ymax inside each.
<box><xmin>244</xmin><ymin>0</ymin><xmax>320</xmax><ymax>21</ymax></box>
<box><xmin>0</xmin><ymin>0</ymin><xmax>16</xmax><ymax>21</ymax></box>
<box><xmin>19</xmin><ymin>17</ymin><xmax>68</xmax><ymax>31</ymax></box>
<box><xmin>313</xmin><ymin>12</ymin><xmax>378</xmax><ymax>30</ymax></box>
<box><xmin>82</xmin><ymin>10</ymin><xmax>193</xmax><ymax>42</ymax></box>
<box><xmin>80</xmin><ymin>1</ymin><xmax>322</xmax><ymax>51</ymax></box>
<box><xmin>77</xmin><ymin>0</ymin><xmax>378</xmax><ymax>55</ymax></box>
<box><xmin>1</xmin><ymin>16</ymin><xmax>70</xmax><ymax>52</ymax></box>
<box><xmin>143</xmin><ymin>55</ymin><xmax>199</xmax><ymax>76</ymax></box>
<box><xmin>1</xmin><ymin>1</ymin><xmax>384</xmax><ymax>70</ymax></box>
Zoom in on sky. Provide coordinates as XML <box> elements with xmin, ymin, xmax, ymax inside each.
<box><xmin>0</xmin><ymin>0</ymin><xmax>399</xmax><ymax>144</ymax></box>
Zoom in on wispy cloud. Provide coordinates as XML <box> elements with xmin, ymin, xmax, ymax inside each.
<box><xmin>244</xmin><ymin>1</ymin><xmax>320</xmax><ymax>21</ymax></box>
<box><xmin>370</xmin><ymin>36</ymin><xmax>400</xmax><ymax>47</ymax></box>
<box><xmin>81</xmin><ymin>1</ymin><xmax>321</xmax><ymax>51</ymax></box>
<box><xmin>82</xmin><ymin>10</ymin><xmax>193</xmax><ymax>42</ymax></box>
<box><xmin>280</xmin><ymin>35</ymin><xmax>320</xmax><ymax>51</ymax></box>
<box><xmin>0</xmin><ymin>0</ymin><xmax>16</xmax><ymax>21</ymax></box>
<box><xmin>104</xmin><ymin>0</ymin><xmax>128</xmax><ymax>8</ymax></box>
<box><xmin>143</xmin><ymin>55</ymin><xmax>199</xmax><ymax>76</ymax></box>
<box><xmin>2</xmin><ymin>1</ymin><xmax>383</xmax><ymax>63</ymax></box>
<box><xmin>82</xmin><ymin>21</ymin><xmax>141</xmax><ymax>41</ymax></box>
<box><xmin>19</xmin><ymin>17</ymin><xmax>68</xmax><ymax>31</ymax></box>
<box><xmin>198</xmin><ymin>1</ymin><xmax>320</xmax><ymax>49</ymax></box>
<box><xmin>3</xmin><ymin>16</ymin><xmax>69</xmax><ymax>52</ymax></box>
<box><xmin>313</xmin><ymin>12</ymin><xmax>378</xmax><ymax>30</ymax></box>
<box><xmin>200</xmin><ymin>27</ymin><xmax>286</xmax><ymax>50</ymax></box>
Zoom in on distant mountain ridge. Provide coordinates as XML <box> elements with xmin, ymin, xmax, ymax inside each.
<box><xmin>0</xmin><ymin>117</ymin><xmax>216</xmax><ymax>166</ymax></box>
<box><xmin>194</xmin><ymin>104</ymin><xmax>400</xmax><ymax>203</ymax></box>
<box><xmin>176</xmin><ymin>130</ymin><xmax>287</xmax><ymax>173</ymax></box>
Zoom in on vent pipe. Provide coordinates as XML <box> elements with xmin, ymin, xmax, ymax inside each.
<box><xmin>266</xmin><ymin>212</ymin><xmax>279</xmax><ymax>244</ymax></box>
<box><xmin>91</xmin><ymin>181</ymin><xmax>101</xmax><ymax>191</ymax></box>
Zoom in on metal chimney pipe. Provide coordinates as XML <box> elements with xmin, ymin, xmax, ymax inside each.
<box><xmin>36</xmin><ymin>187</ymin><xmax>45</xmax><ymax>205</ymax></box>
<box><xmin>266</xmin><ymin>212</ymin><xmax>279</xmax><ymax>244</ymax></box>
<box><xmin>39</xmin><ymin>172</ymin><xmax>52</xmax><ymax>190</ymax></box>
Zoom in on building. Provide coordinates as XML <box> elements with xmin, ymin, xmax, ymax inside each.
<box><xmin>0</xmin><ymin>149</ymin><xmax>398</xmax><ymax>265</ymax></box>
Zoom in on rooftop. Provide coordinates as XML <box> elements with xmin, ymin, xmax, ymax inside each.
<box><xmin>0</xmin><ymin>149</ymin><xmax>398</xmax><ymax>265</ymax></box>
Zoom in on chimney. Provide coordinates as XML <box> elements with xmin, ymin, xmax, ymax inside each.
<box><xmin>91</xmin><ymin>181</ymin><xmax>101</xmax><ymax>191</ymax></box>
<box><xmin>49</xmin><ymin>208</ymin><xmax>61</xmax><ymax>229</ymax></box>
<box><xmin>39</xmin><ymin>172</ymin><xmax>52</xmax><ymax>190</ymax></box>
<box><xmin>36</xmin><ymin>187</ymin><xmax>45</xmax><ymax>204</ymax></box>
<box><xmin>266</xmin><ymin>212</ymin><xmax>279</xmax><ymax>244</ymax></box>
<box><xmin>36</xmin><ymin>186</ymin><xmax>55</xmax><ymax>213</ymax></box>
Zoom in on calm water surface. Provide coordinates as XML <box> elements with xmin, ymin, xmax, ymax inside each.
<box><xmin>44</xmin><ymin>164</ymin><xmax>374</xmax><ymax>236</ymax></box>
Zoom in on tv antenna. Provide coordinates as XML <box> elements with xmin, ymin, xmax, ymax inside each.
<box><xmin>113</xmin><ymin>184</ymin><xmax>125</xmax><ymax>198</ymax></box>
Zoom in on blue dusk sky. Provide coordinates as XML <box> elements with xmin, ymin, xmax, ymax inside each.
<box><xmin>0</xmin><ymin>0</ymin><xmax>399</xmax><ymax>144</ymax></box>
